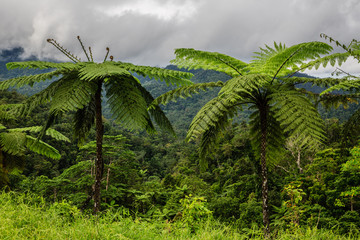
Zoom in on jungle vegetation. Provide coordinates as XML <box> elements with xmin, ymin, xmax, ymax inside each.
<box><xmin>1</xmin><ymin>34</ymin><xmax>360</xmax><ymax>239</ymax></box>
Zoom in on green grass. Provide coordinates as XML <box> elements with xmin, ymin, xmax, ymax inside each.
<box><xmin>0</xmin><ymin>191</ymin><xmax>358</xmax><ymax>240</ymax></box>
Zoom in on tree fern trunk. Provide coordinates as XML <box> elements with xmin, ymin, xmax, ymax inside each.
<box><xmin>94</xmin><ymin>80</ymin><xmax>104</xmax><ymax>213</ymax></box>
<box><xmin>259</xmin><ymin>106</ymin><xmax>270</xmax><ymax>238</ymax></box>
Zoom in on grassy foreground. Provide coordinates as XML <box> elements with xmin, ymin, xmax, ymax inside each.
<box><xmin>0</xmin><ymin>191</ymin><xmax>357</xmax><ymax>240</ymax></box>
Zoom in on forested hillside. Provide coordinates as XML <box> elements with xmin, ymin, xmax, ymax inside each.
<box><xmin>1</xmin><ymin>41</ymin><xmax>360</xmax><ymax>239</ymax></box>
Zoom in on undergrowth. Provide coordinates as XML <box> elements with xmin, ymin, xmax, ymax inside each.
<box><xmin>0</xmin><ymin>191</ymin><xmax>357</xmax><ymax>240</ymax></box>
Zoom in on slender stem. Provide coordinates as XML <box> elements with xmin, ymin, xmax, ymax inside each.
<box><xmin>104</xmin><ymin>48</ymin><xmax>110</xmax><ymax>62</ymax></box>
<box><xmin>77</xmin><ymin>36</ymin><xmax>90</xmax><ymax>61</ymax></box>
<box><xmin>89</xmin><ymin>47</ymin><xmax>94</xmax><ymax>62</ymax></box>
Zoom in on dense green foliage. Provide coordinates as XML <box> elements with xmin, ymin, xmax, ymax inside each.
<box><xmin>1</xmin><ymin>37</ymin><xmax>360</xmax><ymax>238</ymax></box>
<box><xmin>1</xmin><ymin>191</ymin><xmax>359</xmax><ymax>240</ymax></box>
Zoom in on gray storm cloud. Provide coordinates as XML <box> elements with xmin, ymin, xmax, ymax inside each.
<box><xmin>1</xmin><ymin>0</ymin><xmax>360</xmax><ymax>74</ymax></box>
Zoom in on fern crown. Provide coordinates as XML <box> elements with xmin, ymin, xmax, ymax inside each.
<box><xmin>0</xmin><ymin>36</ymin><xmax>195</xmax><ymax>143</ymax></box>
<box><xmin>162</xmin><ymin>41</ymin><xmax>343</xmax><ymax>167</ymax></box>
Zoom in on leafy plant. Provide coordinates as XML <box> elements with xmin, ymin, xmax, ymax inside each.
<box><xmin>0</xmin><ymin>36</ymin><xmax>193</xmax><ymax>213</ymax></box>
<box><xmin>152</xmin><ymin>41</ymin><xmax>346</xmax><ymax>236</ymax></box>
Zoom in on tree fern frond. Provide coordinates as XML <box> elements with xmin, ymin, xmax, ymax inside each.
<box><xmin>105</xmin><ymin>76</ymin><xmax>150</xmax><ymax>130</ymax></box>
<box><xmin>270</xmin><ymin>87</ymin><xmax>325</xmax><ymax>150</ymax></box>
<box><xmin>25</xmin><ymin>135</ymin><xmax>61</xmax><ymax>160</ymax></box>
<box><xmin>0</xmin><ymin>124</ymin><xmax>5</xmax><ymax>131</ymax></box>
<box><xmin>6</xmin><ymin>61</ymin><xmax>80</xmax><ymax>71</ymax></box>
<box><xmin>0</xmin><ymin>70</ymin><xmax>62</xmax><ymax>90</ymax></box>
<box><xmin>295</xmin><ymin>52</ymin><xmax>350</xmax><ymax>73</ymax></box>
<box><xmin>318</xmin><ymin>93</ymin><xmax>359</xmax><ymax>110</ymax></box>
<box><xmin>78</xmin><ymin>62</ymin><xmax>131</xmax><ymax>81</ymax></box>
<box><xmin>248</xmin><ymin>42</ymin><xmax>332</xmax><ymax>78</ymax></box>
<box><xmin>186</xmin><ymin>94</ymin><xmax>241</xmax><ymax>143</ymax></box>
<box><xmin>73</xmin><ymin>98</ymin><xmax>96</xmax><ymax>146</ymax></box>
<box><xmin>8</xmin><ymin>126</ymin><xmax>70</xmax><ymax>142</ymax></box>
<box><xmin>0</xmin><ymin>104</ymin><xmax>17</xmax><ymax>121</ymax></box>
<box><xmin>321</xmin><ymin>33</ymin><xmax>360</xmax><ymax>62</ymax></box>
<box><xmin>220</xmin><ymin>74</ymin><xmax>270</xmax><ymax>96</ymax></box>
<box><xmin>321</xmin><ymin>79</ymin><xmax>360</xmax><ymax>95</ymax></box>
<box><xmin>137</xmin><ymin>84</ymin><xmax>175</xmax><ymax>135</ymax></box>
<box><xmin>116</xmin><ymin>62</ymin><xmax>194</xmax><ymax>86</ymax></box>
<box><xmin>11</xmin><ymin>79</ymin><xmax>64</xmax><ymax>117</ymax></box>
<box><xmin>49</xmin><ymin>75</ymin><xmax>97</xmax><ymax>114</ymax></box>
<box><xmin>284</xmin><ymin>77</ymin><xmax>347</xmax><ymax>88</ymax></box>
<box><xmin>0</xmin><ymin>132</ymin><xmax>26</xmax><ymax>156</ymax></box>
<box><xmin>150</xmin><ymin>81</ymin><xmax>224</xmax><ymax>107</ymax></box>
<box><xmin>171</xmin><ymin>48</ymin><xmax>248</xmax><ymax>77</ymax></box>
<box><xmin>196</xmin><ymin>101</ymin><xmax>239</xmax><ymax>168</ymax></box>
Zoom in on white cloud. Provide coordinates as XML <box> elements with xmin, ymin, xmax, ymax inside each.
<box><xmin>1</xmin><ymin>0</ymin><xmax>360</xmax><ymax>76</ymax></box>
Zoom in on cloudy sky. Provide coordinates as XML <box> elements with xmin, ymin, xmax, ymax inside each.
<box><xmin>1</xmin><ymin>0</ymin><xmax>360</xmax><ymax>76</ymax></box>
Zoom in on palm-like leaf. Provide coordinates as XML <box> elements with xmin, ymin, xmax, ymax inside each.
<box><xmin>171</xmin><ymin>48</ymin><xmax>248</xmax><ymax>77</ymax></box>
<box><xmin>25</xmin><ymin>135</ymin><xmax>61</xmax><ymax>160</ymax></box>
<box><xmin>151</xmin><ymin>81</ymin><xmax>224</xmax><ymax>107</ymax></box>
<box><xmin>105</xmin><ymin>75</ymin><xmax>150</xmax><ymax>131</ymax></box>
<box><xmin>270</xmin><ymin>86</ymin><xmax>325</xmax><ymax>150</ymax></box>
<box><xmin>247</xmin><ymin>41</ymin><xmax>333</xmax><ymax>78</ymax></box>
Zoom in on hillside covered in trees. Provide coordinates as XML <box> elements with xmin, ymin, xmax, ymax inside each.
<box><xmin>1</xmin><ymin>37</ymin><xmax>360</xmax><ymax>239</ymax></box>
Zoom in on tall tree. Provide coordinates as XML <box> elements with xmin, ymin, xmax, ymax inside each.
<box><xmin>0</xmin><ymin>37</ymin><xmax>193</xmax><ymax>213</ymax></box>
<box><xmin>152</xmin><ymin>41</ymin><xmax>348</xmax><ymax>236</ymax></box>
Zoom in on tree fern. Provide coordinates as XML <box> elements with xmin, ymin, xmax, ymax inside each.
<box><xmin>3</xmin><ymin>36</ymin><xmax>194</xmax><ymax>213</ymax></box>
<box><xmin>165</xmin><ymin>41</ymin><xmax>335</xmax><ymax>236</ymax></box>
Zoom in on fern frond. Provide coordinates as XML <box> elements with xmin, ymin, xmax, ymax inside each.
<box><xmin>0</xmin><ymin>70</ymin><xmax>62</xmax><ymax>90</ymax></box>
<box><xmin>49</xmin><ymin>75</ymin><xmax>97</xmax><ymax>114</ymax></box>
<box><xmin>320</xmin><ymin>79</ymin><xmax>360</xmax><ymax>95</ymax></box>
<box><xmin>321</xmin><ymin>33</ymin><xmax>360</xmax><ymax>61</ymax></box>
<box><xmin>73</xmin><ymin>99</ymin><xmax>96</xmax><ymax>146</ymax></box>
<box><xmin>78</xmin><ymin>62</ymin><xmax>131</xmax><ymax>81</ymax></box>
<box><xmin>248</xmin><ymin>42</ymin><xmax>332</xmax><ymax>78</ymax></box>
<box><xmin>150</xmin><ymin>81</ymin><xmax>224</xmax><ymax>107</ymax></box>
<box><xmin>116</xmin><ymin>62</ymin><xmax>194</xmax><ymax>86</ymax></box>
<box><xmin>25</xmin><ymin>135</ymin><xmax>61</xmax><ymax>160</ymax></box>
<box><xmin>171</xmin><ymin>48</ymin><xmax>248</xmax><ymax>77</ymax></box>
<box><xmin>295</xmin><ymin>52</ymin><xmax>350</xmax><ymax>73</ymax></box>
<box><xmin>6</xmin><ymin>61</ymin><xmax>80</xmax><ymax>71</ymax></box>
<box><xmin>0</xmin><ymin>104</ymin><xmax>17</xmax><ymax>121</ymax></box>
<box><xmin>0</xmin><ymin>123</ymin><xmax>5</xmax><ymax>131</ymax></box>
<box><xmin>318</xmin><ymin>93</ymin><xmax>359</xmax><ymax>110</ymax></box>
<box><xmin>8</xmin><ymin>126</ymin><xmax>70</xmax><ymax>142</ymax></box>
<box><xmin>0</xmin><ymin>132</ymin><xmax>26</xmax><ymax>156</ymax></box>
<box><xmin>195</xmin><ymin>99</ymin><xmax>240</xmax><ymax>168</ymax></box>
<box><xmin>270</xmin><ymin>86</ymin><xmax>325</xmax><ymax>150</ymax></box>
<box><xmin>10</xmin><ymin>79</ymin><xmax>65</xmax><ymax>117</ymax></box>
<box><xmin>137</xmin><ymin>84</ymin><xmax>175</xmax><ymax>135</ymax></box>
<box><xmin>284</xmin><ymin>77</ymin><xmax>347</xmax><ymax>88</ymax></box>
<box><xmin>105</xmin><ymin>76</ymin><xmax>150</xmax><ymax>130</ymax></box>
<box><xmin>186</xmin><ymin>93</ymin><xmax>242</xmax><ymax>161</ymax></box>
<box><xmin>220</xmin><ymin>74</ymin><xmax>270</xmax><ymax>96</ymax></box>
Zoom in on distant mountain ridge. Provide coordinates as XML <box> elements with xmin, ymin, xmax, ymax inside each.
<box><xmin>0</xmin><ymin>47</ymin><xmax>358</xmax><ymax>130</ymax></box>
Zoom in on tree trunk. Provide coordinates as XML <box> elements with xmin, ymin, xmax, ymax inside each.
<box><xmin>296</xmin><ymin>150</ymin><xmax>303</xmax><ymax>174</ymax></box>
<box><xmin>93</xmin><ymin>80</ymin><xmax>104</xmax><ymax>214</ymax></box>
<box><xmin>260</xmin><ymin>107</ymin><xmax>270</xmax><ymax>238</ymax></box>
<box><xmin>106</xmin><ymin>160</ymin><xmax>111</xmax><ymax>191</ymax></box>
